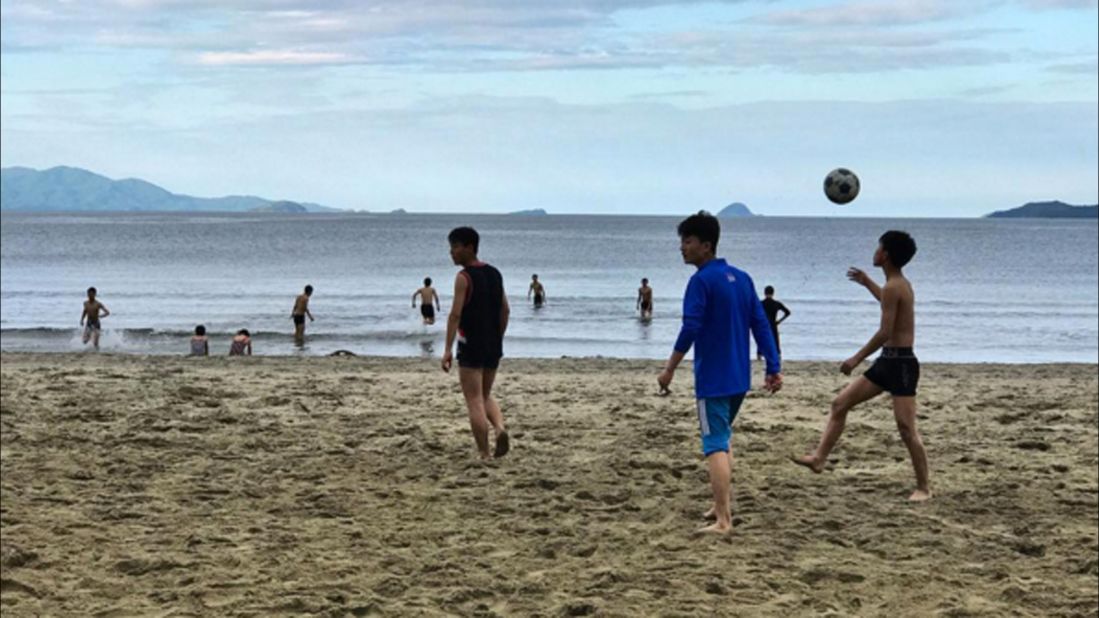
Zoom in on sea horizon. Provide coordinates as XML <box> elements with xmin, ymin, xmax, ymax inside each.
<box><xmin>3</xmin><ymin>211</ymin><xmax>1096</xmax><ymax>364</ymax></box>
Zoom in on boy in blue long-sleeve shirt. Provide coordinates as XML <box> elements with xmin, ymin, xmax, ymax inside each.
<box><xmin>658</xmin><ymin>211</ymin><xmax>783</xmax><ymax>535</ymax></box>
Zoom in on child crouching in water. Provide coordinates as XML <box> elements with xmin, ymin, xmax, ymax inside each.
<box><xmin>229</xmin><ymin>329</ymin><xmax>252</xmax><ymax>356</ymax></box>
<box><xmin>190</xmin><ymin>325</ymin><xmax>209</xmax><ymax>356</ymax></box>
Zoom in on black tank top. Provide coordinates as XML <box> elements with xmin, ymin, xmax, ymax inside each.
<box><xmin>459</xmin><ymin>262</ymin><xmax>504</xmax><ymax>349</ymax></box>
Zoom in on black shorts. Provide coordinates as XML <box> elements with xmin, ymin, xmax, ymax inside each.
<box><xmin>292</xmin><ymin>314</ymin><xmax>305</xmax><ymax>326</ymax></box>
<box><xmin>457</xmin><ymin>341</ymin><xmax>501</xmax><ymax>370</ymax></box>
<box><xmin>864</xmin><ymin>347</ymin><xmax>919</xmax><ymax>397</ymax></box>
<box><xmin>533</xmin><ymin>293</ymin><xmax>544</xmax><ymax>307</ymax></box>
<box><xmin>421</xmin><ymin>305</ymin><xmax>435</xmax><ymax>320</ymax></box>
<box><xmin>640</xmin><ymin>301</ymin><xmax>652</xmax><ymax>312</ymax></box>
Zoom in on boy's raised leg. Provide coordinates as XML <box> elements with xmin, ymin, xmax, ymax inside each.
<box><xmin>795</xmin><ymin>376</ymin><xmax>882</xmax><ymax>472</ymax></box>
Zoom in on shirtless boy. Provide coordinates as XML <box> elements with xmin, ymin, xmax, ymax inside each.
<box><xmin>291</xmin><ymin>285</ymin><xmax>315</xmax><ymax>343</ymax></box>
<box><xmin>528</xmin><ymin>274</ymin><xmax>546</xmax><ymax>308</ymax></box>
<box><xmin>637</xmin><ymin>278</ymin><xmax>654</xmax><ymax>319</ymax></box>
<box><xmin>412</xmin><ymin>277</ymin><xmax>442</xmax><ymax>325</ymax></box>
<box><xmin>80</xmin><ymin>287</ymin><xmax>110</xmax><ymax>350</ymax></box>
<box><xmin>794</xmin><ymin>231</ymin><xmax>931</xmax><ymax>502</ymax></box>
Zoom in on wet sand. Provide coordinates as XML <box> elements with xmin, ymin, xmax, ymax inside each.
<box><xmin>1</xmin><ymin>352</ymin><xmax>1096</xmax><ymax>616</ymax></box>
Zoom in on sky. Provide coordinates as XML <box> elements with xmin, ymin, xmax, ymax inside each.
<box><xmin>1</xmin><ymin>0</ymin><xmax>1096</xmax><ymax>216</ymax></box>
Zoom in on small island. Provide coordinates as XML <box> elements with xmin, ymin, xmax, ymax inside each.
<box><xmin>985</xmin><ymin>201</ymin><xmax>1097</xmax><ymax>219</ymax></box>
<box><xmin>717</xmin><ymin>202</ymin><xmax>755</xmax><ymax>218</ymax></box>
<box><xmin>510</xmin><ymin>208</ymin><xmax>548</xmax><ymax>216</ymax></box>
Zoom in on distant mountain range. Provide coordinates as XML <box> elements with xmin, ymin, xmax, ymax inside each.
<box><xmin>0</xmin><ymin>166</ymin><xmax>340</xmax><ymax>213</ymax></box>
<box><xmin>985</xmin><ymin>201</ymin><xmax>1097</xmax><ymax>219</ymax></box>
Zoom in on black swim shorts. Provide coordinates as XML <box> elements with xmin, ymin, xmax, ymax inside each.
<box><xmin>292</xmin><ymin>314</ymin><xmax>305</xmax><ymax>326</ymax></box>
<box><xmin>457</xmin><ymin>340</ymin><xmax>501</xmax><ymax>370</ymax></box>
<box><xmin>421</xmin><ymin>304</ymin><xmax>435</xmax><ymax>320</ymax></box>
<box><xmin>863</xmin><ymin>347</ymin><xmax>919</xmax><ymax>397</ymax></box>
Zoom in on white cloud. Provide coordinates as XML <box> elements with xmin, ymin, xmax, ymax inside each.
<box><xmin>0</xmin><ymin>0</ymin><xmax>1024</xmax><ymax>73</ymax></box>
<box><xmin>196</xmin><ymin>49</ymin><xmax>355</xmax><ymax>66</ymax></box>
<box><xmin>745</xmin><ymin>0</ymin><xmax>990</xmax><ymax>27</ymax></box>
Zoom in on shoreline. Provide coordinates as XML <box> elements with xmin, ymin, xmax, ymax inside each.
<box><xmin>2</xmin><ymin>350</ymin><xmax>1097</xmax><ymax>368</ymax></box>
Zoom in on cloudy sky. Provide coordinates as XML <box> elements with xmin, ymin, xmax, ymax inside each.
<box><xmin>1</xmin><ymin>0</ymin><xmax>1096</xmax><ymax>216</ymax></box>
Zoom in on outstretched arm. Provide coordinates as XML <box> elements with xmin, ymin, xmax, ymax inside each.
<box><xmin>99</xmin><ymin>304</ymin><xmax>110</xmax><ymax>318</ymax></box>
<box><xmin>433</xmin><ymin>289</ymin><xmax>441</xmax><ymax>311</ymax></box>
<box><xmin>847</xmin><ymin>267</ymin><xmax>882</xmax><ymax>301</ymax></box>
<box><xmin>412</xmin><ymin>291</ymin><xmax>419</xmax><ymax>308</ymax></box>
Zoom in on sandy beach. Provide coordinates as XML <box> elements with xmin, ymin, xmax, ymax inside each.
<box><xmin>1</xmin><ymin>352</ymin><xmax>1096</xmax><ymax>616</ymax></box>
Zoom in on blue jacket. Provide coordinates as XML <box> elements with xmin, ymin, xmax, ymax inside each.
<box><xmin>674</xmin><ymin>258</ymin><xmax>781</xmax><ymax>398</ymax></box>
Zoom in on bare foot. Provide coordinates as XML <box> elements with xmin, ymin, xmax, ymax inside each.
<box><xmin>493</xmin><ymin>430</ymin><xmax>510</xmax><ymax>458</ymax></box>
<box><xmin>704</xmin><ymin>506</ymin><xmax>716</xmax><ymax>519</ymax></box>
<box><xmin>908</xmin><ymin>489</ymin><xmax>932</xmax><ymax>502</ymax></box>
<box><xmin>791</xmin><ymin>454</ymin><xmax>824</xmax><ymax>474</ymax></box>
<box><xmin>695</xmin><ymin>522</ymin><xmax>732</xmax><ymax>535</ymax></box>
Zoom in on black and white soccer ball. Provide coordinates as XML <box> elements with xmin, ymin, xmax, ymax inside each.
<box><xmin>823</xmin><ymin>168</ymin><xmax>860</xmax><ymax>205</ymax></box>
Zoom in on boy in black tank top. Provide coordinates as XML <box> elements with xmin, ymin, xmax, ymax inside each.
<box><xmin>442</xmin><ymin>227</ymin><xmax>511</xmax><ymax>460</ymax></box>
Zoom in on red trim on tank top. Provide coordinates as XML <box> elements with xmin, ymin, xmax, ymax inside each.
<box><xmin>459</xmin><ymin>270</ymin><xmax>473</xmax><ymax>306</ymax></box>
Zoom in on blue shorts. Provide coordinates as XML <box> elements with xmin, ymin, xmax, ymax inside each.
<box><xmin>697</xmin><ymin>394</ymin><xmax>746</xmax><ymax>456</ymax></box>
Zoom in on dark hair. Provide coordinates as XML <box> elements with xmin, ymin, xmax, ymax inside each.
<box><xmin>642</xmin><ymin>278</ymin><xmax>649</xmax><ymax>284</ymax></box>
<box><xmin>237</xmin><ymin>328</ymin><xmax>250</xmax><ymax>337</ymax></box>
<box><xmin>532</xmin><ymin>274</ymin><xmax>538</xmax><ymax>279</ymax></box>
<box><xmin>424</xmin><ymin>277</ymin><xmax>432</xmax><ymax>286</ymax></box>
<box><xmin>195</xmin><ymin>325</ymin><xmax>206</xmax><ymax>336</ymax></box>
<box><xmin>448</xmin><ymin>227</ymin><xmax>479</xmax><ymax>252</ymax></box>
<box><xmin>879</xmin><ymin>230</ymin><xmax>917</xmax><ymax>268</ymax></box>
<box><xmin>676</xmin><ymin>211</ymin><xmax>720</xmax><ymax>252</ymax></box>
<box><xmin>304</xmin><ymin>285</ymin><xmax>314</xmax><ymax>295</ymax></box>
<box><xmin>764</xmin><ymin>285</ymin><xmax>774</xmax><ymax>295</ymax></box>
<box><xmin>87</xmin><ymin>287</ymin><xmax>97</xmax><ymax>295</ymax></box>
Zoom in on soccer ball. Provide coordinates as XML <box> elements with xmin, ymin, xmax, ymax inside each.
<box><xmin>824</xmin><ymin>168</ymin><xmax>860</xmax><ymax>204</ymax></box>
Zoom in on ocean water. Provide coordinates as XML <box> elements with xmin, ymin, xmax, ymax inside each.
<box><xmin>1</xmin><ymin>212</ymin><xmax>1096</xmax><ymax>363</ymax></box>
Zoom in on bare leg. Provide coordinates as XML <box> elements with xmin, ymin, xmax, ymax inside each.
<box><xmin>82</xmin><ymin>328</ymin><xmax>91</xmax><ymax>345</ymax></box>
<box><xmin>92</xmin><ymin>329</ymin><xmax>100</xmax><ymax>350</ymax></box>
<box><xmin>481</xmin><ymin>369</ymin><xmax>505</xmax><ymax>432</ymax></box>
<box><xmin>893</xmin><ymin>396</ymin><xmax>932</xmax><ymax>501</ymax></box>
<box><xmin>794</xmin><ymin>376</ymin><xmax>883</xmax><ymax>473</ymax></box>
<box><xmin>482</xmin><ymin>369</ymin><xmax>509</xmax><ymax>457</ymax></box>
<box><xmin>294</xmin><ymin>324</ymin><xmax>305</xmax><ymax>345</ymax></box>
<box><xmin>697</xmin><ymin>450</ymin><xmax>732</xmax><ymax>534</ymax></box>
<box><xmin>459</xmin><ymin>367</ymin><xmax>492</xmax><ymax>459</ymax></box>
